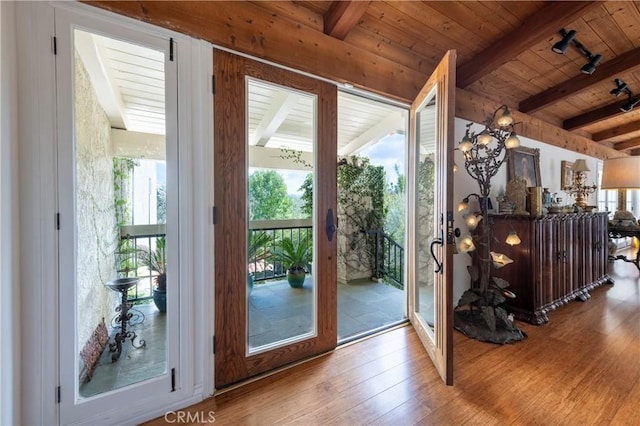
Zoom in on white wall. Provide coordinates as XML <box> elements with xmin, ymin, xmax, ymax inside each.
<box><xmin>1</xmin><ymin>1</ymin><xmax>21</xmax><ymax>424</ymax></box>
<box><xmin>452</xmin><ymin>117</ymin><xmax>600</xmax><ymax>303</ymax></box>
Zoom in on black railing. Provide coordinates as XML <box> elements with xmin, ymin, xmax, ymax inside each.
<box><xmin>118</xmin><ymin>224</ymin><xmax>166</xmax><ymax>302</ymax></box>
<box><xmin>249</xmin><ymin>219</ymin><xmax>313</xmax><ymax>283</ymax></box>
<box><xmin>365</xmin><ymin>229</ymin><xmax>404</xmax><ymax>289</ymax></box>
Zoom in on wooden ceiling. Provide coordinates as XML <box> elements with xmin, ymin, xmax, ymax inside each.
<box><xmin>87</xmin><ymin>1</ymin><xmax>640</xmax><ymax>157</ymax></box>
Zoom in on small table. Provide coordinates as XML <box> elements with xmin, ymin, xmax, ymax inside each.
<box><xmin>608</xmin><ymin>225</ymin><xmax>640</xmax><ymax>271</ymax></box>
<box><xmin>104</xmin><ymin>278</ymin><xmax>146</xmax><ymax>361</ymax></box>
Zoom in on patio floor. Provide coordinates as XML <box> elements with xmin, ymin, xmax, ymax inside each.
<box><xmin>81</xmin><ymin>278</ymin><xmax>405</xmax><ymax>396</ymax></box>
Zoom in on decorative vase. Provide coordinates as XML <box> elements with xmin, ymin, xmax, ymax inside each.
<box><xmin>153</xmin><ymin>289</ymin><xmax>167</xmax><ymax>313</ymax></box>
<box><xmin>286</xmin><ymin>269</ymin><xmax>306</xmax><ymax>288</ymax></box>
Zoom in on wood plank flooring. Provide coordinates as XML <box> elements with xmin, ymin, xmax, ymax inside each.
<box><xmin>146</xmin><ymin>258</ymin><xmax>639</xmax><ymax>425</ymax></box>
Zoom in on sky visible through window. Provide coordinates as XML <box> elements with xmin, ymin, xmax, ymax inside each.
<box><xmin>275</xmin><ymin>133</ymin><xmax>405</xmax><ymax>196</ymax></box>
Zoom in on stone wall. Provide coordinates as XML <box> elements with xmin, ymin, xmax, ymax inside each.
<box><xmin>74</xmin><ymin>52</ymin><xmax>118</xmax><ymax>353</ymax></box>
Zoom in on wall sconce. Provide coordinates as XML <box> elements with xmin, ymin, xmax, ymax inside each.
<box><xmin>564</xmin><ymin>159</ymin><xmax>597</xmax><ymax>209</ymax></box>
<box><xmin>505</xmin><ymin>230</ymin><xmax>521</xmax><ymax>246</ymax></box>
<box><xmin>610</xmin><ymin>78</ymin><xmax>639</xmax><ymax>112</ymax></box>
<box><xmin>552</xmin><ymin>28</ymin><xmax>602</xmax><ymax>75</ymax></box>
<box><xmin>490</xmin><ymin>251</ymin><xmax>514</xmax><ymax>269</ymax></box>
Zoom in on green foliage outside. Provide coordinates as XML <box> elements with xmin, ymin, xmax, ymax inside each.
<box><xmin>384</xmin><ymin>164</ymin><xmax>405</xmax><ymax>245</ymax></box>
<box><xmin>248</xmin><ymin>170</ymin><xmax>294</xmax><ymax>220</ymax></box>
<box><xmin>112</xmin><ymin>157</ymin><xmax>138</xmax><ymax>278</ymax></box>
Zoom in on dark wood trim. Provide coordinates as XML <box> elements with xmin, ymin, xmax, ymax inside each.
<box><xmin>521</xmin><ymin>46</ymin><xmax>640</xmax><ymax>113</ymax></box>
<box><xmin>323</xmin><ymin>1</ymin><xmax>370</xmax><ymax>40</ymax></box>
<box><xmin>457</xmin><ymin>1</ymin><xmax>600</xmax><ymax>89</ymax></box>
<box><xmin>593</xmin><ymin>120</ymin><xmax>640</xmax><ymax>142</ymax></box>
<box><xmin>613</xmin><ymin>139</ymin><xmax>640</xmax><ymax>151</ymax></box>
<box><xmin>563</xmin><ymin>102</ymin><xmax>625</xmax><ymax>131</ymax></box>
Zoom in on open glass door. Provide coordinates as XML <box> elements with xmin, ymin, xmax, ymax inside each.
<box><xmin>213</xmin><ymin>50</ymin><xmax>337</xmax><ymax>388</ymax></box>
<box><xmin>56</xmin><ymin>10</ymin><xmax>180</xmax><ymax>423</ymax></box>
<box><xmin>407</xmin><ymin>51</ymin><xmax>456</xmax><ymax>385</ymax></box>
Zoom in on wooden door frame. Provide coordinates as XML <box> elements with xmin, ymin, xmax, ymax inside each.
<box><xmin>407</xmin><ymin>50</ymin><xmax>455</xmax><ymax>385</ymax></box>
<box><xmin>213</xmin><ymin>49</ymin><xmax>337</xmax><ymax>388</ymax></box>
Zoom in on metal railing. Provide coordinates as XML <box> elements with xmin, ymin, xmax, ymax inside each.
<box><xmin>249</xmin><ymin>219</ymin><xmax>312</xmax><ymax>283</ymax></box>
<box><xmin>365</xmin><ymin>229</ymin><xmax>404</xmax><ymax>289</ymax></box>
<box><xmin>118</xmin><ymin>224</ymin><xmax>166</xmax><ymax>302</ymax></box>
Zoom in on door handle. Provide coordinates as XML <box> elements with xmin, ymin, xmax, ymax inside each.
<box><xmin>430</xmin><ymin>237</ymin><xmax>444</xmax><ymax>274</ymax></box>
<box><xmin>326</xmin><ymin>208</ymin><xmax>336</xmax><ymax>241</ymax></box>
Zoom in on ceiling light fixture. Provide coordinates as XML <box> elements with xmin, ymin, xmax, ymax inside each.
<box><xmin>551</xmin><ymin>29</ymin><xmax>576</xmax><ymax>54</ymax></box>
<box><xmin>611</xmin><ymin>78</ymin><xmax>639</xmax><ymax>112</ymax></box>
<box><xmin>551</xmin><ymin>28</ymin><xmax>603</xmax><ymax>75</ymax></box>
<box><xmin>620</xmin><ymin>95</ymin><xmax>640</xmax><ymax>113</ymax></box>
<box><xmin>610</xmin><ymin>78</ymin><xmax>628</xmax><ymax>97</ymax></box>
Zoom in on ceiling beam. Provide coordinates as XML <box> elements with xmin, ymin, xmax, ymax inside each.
<box><xmin>323</xmin><ymin>1</ymin><xmax>370</xmax><ymax>40</ymax></box>
<box><xmin>563</xmin><ymin>102</ymin><xmax>625</xmax><ymax>131</ymax></box>
<box><xmin>338</xmin><ymin>110</ymin><xmax>404</xmax><ymax>156</ymax></box>
<box><xmin>456</xmin><ymin>88</ymin><xmax>626</xmax><ymax>160</ymax></box>
<box><xmin>593</xmin><ymin>120</ymin><xmax>640</xmax><ymax>142</ymax></box>
<box><xmin>84</xmin><ymin>1</ymin><xmax>423</xmax><ymax>102</ymax></box>
<box><xmin>250</xmin><ymin>91</ymin><xmax>300</xmax><ymax>147</ymax></box>
<box><xmin>456</xmin><ymin>1</ymin><xmax>600</xmax><ymax>89</ymax></box>
<box><xmin>613</xmin><ymin>139</ymin><xmax>640</xmax><ymax>152</ymax></box>
<box><xmin>521</xmin><ymin>47</ymin><xmax>640</xmax><ymax>113</ymax></box>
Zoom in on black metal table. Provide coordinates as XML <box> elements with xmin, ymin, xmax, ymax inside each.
<box><xmin>104</xmin><ymin>278</ymin><xmax>146</xmax><ymax>361</ymax></box>
<box><xmin>608</xmin><ymin>225</ymin><xmax>640</xmax><ymax>271</ymax></box>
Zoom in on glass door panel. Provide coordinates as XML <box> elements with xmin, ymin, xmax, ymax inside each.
<box><xmin>246</xmin><ymin>78</ymin><xmax>316</xmax><ymax>353</ymax></box>
<box><xmin>415</xmin><ymin>96</ymin><xmax>437</xmax><ymax>333</ymax></box>
<box><xmin>214</xmin><ymin>49</ymin><xmax>337</xmax><ymax>388</ymax></box>
<box><xmin>408</xmin><ymin>51</ymin><xmax>456</xmax><ymax>385</ymax></box>
<box><xmin>73</xmin><ymin>29</ymin><xmax>168</xmax><ymax>397</ymax></box>
<box><xmin>57</xmin><ymin>11</ymin><xmax>179</xmax><ymax>423</ymax></box>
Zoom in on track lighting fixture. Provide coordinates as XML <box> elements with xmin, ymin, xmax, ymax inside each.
<box><xmin>610</xmin><ymin>78</ymin><xmax>628</xmax><ymax>97</ymax></box>
<box><xmin>580</xmin><ymin>54</ymin><xmax>602</xmax><ymax>75</ymax></box>
<box><xmin>620</xmin><ymin>95</ymin><xmax>640</xmax><ymax>113</ymax></box>
<box><xmin>551</xmin><ymin>28</ymin><xmax>602</xmax><ymax>75</ymax></box>
<box><xmin>551</xmin><ymin>29</ymin><xmax>576</xmax><ymax>54</ymax></box>
<box><xmin>610</xmin><ymin>78</ymin><xmax>639</xmax><ymax>112</ymax></box>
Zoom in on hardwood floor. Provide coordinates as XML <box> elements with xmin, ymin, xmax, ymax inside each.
<box><xmin>147</xmin><ymin>258</ymin><xmax>639</xmax><ymax>425</ymax></box>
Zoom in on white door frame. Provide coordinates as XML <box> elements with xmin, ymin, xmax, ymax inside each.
<box><xmin>17</xmin><ymin>2</ymin><xmax>213</xmax><ymax>424</ymax></box>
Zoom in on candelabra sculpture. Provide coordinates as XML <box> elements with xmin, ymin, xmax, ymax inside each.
<box><xmin>563</xmin><ymin>159</ymin><xmax>597</xmax><ymax>209</ymax></box>
<box><xmin>454</xmin><ymin>105</ymin><xmax>527</xmax><ymax>344</ymax></box>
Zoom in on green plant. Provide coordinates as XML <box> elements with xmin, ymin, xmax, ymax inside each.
<box><xmin>271</xmin><ymin>237</ymin><xmax>312</xmax><ymax>274</ymax></box>
<box><xmin>137</xmin><ymin>237</ymin><xmax>166</xmax><ymax>292</ymax></box>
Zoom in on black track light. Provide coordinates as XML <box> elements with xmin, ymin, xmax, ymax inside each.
<box><xmin>620</xmin><ymin>95</ymin><xmax>640</xmax><ymax>113</ymax></box>
<box><xmin>610</xmin><ymin>78</ymin><xmax>628</xmax><ymax>97</ymax></box>
<box><xmin>552</xmin><ymin>29</ymin><xmax>577</xmax><ymax>54</ymax></box>
<box><xmin>552</xmin><ymin>28</ymin><xmax>602</xmax><ymax>74</ymax></box>
<box><xmin>611</xmin><ymin>78</ymin><xmax>637</xmax><ymax>112</ymax></box>
<box><xmin>581</xmin><ymin>54</ymin><xmax>602</xmax><ymax>75</ymax></box>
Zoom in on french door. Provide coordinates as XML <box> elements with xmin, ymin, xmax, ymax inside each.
<box><xmin>213</xmin><ymin>50</ymin><xmax>337</xmax><ymax>388</ymax></box>
<box><xmin>56</xmin><ymin>9</ymin><xmax>181</xmax><ymax>423</ymax></box>
<box><xmin>407</xmin><ymin>51</ymin><xmax>456</xmax><ymax>385</ymax></box>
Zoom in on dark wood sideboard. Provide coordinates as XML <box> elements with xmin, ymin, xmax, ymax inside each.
<box><xmin>481</xmin><ymin>212</ymin><xmax>613</xmax><ymax>325</ymax></box>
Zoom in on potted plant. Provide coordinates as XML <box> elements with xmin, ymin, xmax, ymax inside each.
<box><xmin>247</xmin><ymin>231</ymin><xmax>273</xmax><ymax>294</ymax></box>
<box><xmin>271</xmin><ymin>236</ymin><xmax>312</xmax><ymax>288</ymax></box>
<box><xmin>138</xmin><ymin>236</ymin><xmax>166</xmax><ymax>312</ymax></box>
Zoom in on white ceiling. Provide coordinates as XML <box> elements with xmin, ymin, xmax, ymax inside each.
<box><xmin>76</xmin><ymin>30</ymin><xmax>431</xmax><ymax>159</ymax></box>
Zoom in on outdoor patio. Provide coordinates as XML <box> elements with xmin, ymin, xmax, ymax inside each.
<box><xmin>81</xmin><ymin>278</ymin><xmax>405</xmax><ymax>396</ymax></box>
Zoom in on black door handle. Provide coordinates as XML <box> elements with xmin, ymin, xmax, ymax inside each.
<box><xmin>326</xmin><ymin>208</ymin><xmax>336</xmax><ymax>241</ymax></box>
<box><xmin>430</xmin><ymin>238</ymin><xmax>444</xmax><ymax>274</ymax></box>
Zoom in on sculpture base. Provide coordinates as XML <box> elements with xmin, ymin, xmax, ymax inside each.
<box><xmin>454</xmin><ymin>310</ymin><xmax>527</xmax><ymax>345</ymax></box>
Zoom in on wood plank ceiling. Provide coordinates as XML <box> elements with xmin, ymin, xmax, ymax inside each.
<box><xmin>86</xmin><ymin>1</ymin><xmax>640</xmax><ymax>157</ymax></box>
